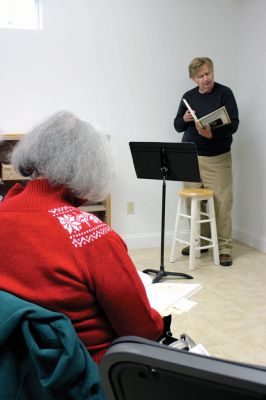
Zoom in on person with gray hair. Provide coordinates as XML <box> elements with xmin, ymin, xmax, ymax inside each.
<box><xmin>11</xmin><ymin>110</ymin><xmax>113</xmax><ymax>202</ymax></box>
<box><xmin>0</xmin><ymin>111</ymin><xmax>164</xmax><ymax>364</ymax></box>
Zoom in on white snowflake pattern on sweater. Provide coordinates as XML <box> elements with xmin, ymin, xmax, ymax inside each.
<box><xmin>48</xmin><ymin>206</ymin><xmax>111</xmax><ymax>247</ymax></box>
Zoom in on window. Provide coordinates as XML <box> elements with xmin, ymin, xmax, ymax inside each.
<box><xmin>0</xmin><ymin>0</ymin><xmax>42</xmax><ymax>30</ymax></box>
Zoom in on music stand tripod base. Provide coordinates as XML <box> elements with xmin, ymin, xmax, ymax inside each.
<box><xmin>142</xmin><ymin>268</ymin><xmax>193</xmax><ymax>283</ymax></box>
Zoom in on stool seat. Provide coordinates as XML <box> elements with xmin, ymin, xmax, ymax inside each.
<box><xmin>179</xmin><ymin>188</ymin><xmax>214</xmax><ymax>197</ymax></box>
<box><xmin>170</xmin><ymin>188</ymin><xmax>219</xmax><ymax>271</ymax></box>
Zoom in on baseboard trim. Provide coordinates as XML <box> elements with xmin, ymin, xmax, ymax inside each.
<box><xmin>124</xmin><ymin>229</ymin><xmax>266</xmax><ymax>253</ymax></box>
<box><xmin>233</xmin><ymin>228</ymin><xmax>266</xmax><ymax>253</ymax></box>
<box><xmin>123</xmin><ymin>231</ymin><xmax>174</xmax><ymax>249</ymax></box>
<box><xmin>123</xmin><ymin>230</ymin><xmax>190</xmax><ymax>249</ymax></box>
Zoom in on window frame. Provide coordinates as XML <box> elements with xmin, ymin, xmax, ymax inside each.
<box><xmin>0</xmin><ymin>0</ymin><xmax>42</xmax><ymax>30</ymax></box>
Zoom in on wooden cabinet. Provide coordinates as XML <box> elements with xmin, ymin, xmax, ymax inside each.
<box><xmin>0</xmin><ymin>134</ymin><xmax>28</xmax><ymax>200</ymax></box>
<box><xmin>0</xmin><ymin>133</ymin><xmax>111</xmax><ymax>225</ymax></box>
<box><xmin>1</xmin><ymin>163</ymin><xmax>29</xmax><ymax>181</ymax></box>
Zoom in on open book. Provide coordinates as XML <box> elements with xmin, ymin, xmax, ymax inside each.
<box><xmin>138</xmin><ymin>271</ymin><xmax>202</xmax><ymax>315</ymax></box>
<box><xmin>183</xmin><ymin>98</ymin><xmax>231</xmax><ymax>129</ymax></box>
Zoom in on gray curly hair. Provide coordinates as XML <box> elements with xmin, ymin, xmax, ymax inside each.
<box><xmin>11</xmin><ymin>111</ymin><xmax>114</xmax><ymax>201</ymax></box>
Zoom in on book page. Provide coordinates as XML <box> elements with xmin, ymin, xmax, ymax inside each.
<box><xmin>145</xmin><ymin>282</ymin><xmax>202</xmax><ymax>315</ymax></box>
<box><xmin>137</xmin><ymin>271</ymin><xmax>202</xmax><ymax>315</ymax></box>
<box><xmin>171</xmin><ymin>298</ymin><xmax>197</xmax><ymax>314</ymax></box>
<box><xmin>199</xmin><ymin>106</ymin><xmax>231</xmax><ymax>128</ymax></box>
<box><xmin>182</xmin><ymin>98</ymin><xmax>199</xmax><ymax>123</ymax></box>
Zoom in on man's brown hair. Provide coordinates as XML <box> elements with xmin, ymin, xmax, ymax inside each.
<box><xmin>188</xmin><ymin>57</ymin><xmax>213</xmax><ymax>78</ymax></box>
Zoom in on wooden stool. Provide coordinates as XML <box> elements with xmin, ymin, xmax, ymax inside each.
<box><xmin>170</xmin><ymin>188</ymin><xmax>219</xmax><ymax>270</ymax></box>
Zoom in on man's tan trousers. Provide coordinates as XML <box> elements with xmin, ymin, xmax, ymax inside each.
<box><xmin>184</xmin><ymin>151</ymin><xmax>233</xmax><ymax>255</ymax></box>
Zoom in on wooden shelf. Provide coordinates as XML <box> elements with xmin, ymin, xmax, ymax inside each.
<box><xmin>79</xmin><ymin>205</ymin><xmax>107</xmax><ymax>212</ymax></box>
<box><xmin>78</xmin><ymin>196</ymin><xmax>111</xmax><ymax>226</ymax></box>
<box><xmin>1</xmin><ymin>163</ymin><xmax>28</xmax><ymax>181</ymax></box>
<box><xmin>1</xmin><ymin>133</ymin><xmax>25</xmax><ymax>141</ymax></box>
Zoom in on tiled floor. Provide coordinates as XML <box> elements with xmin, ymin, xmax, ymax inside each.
<box><xmin>128</xmin><ymin>240</ymin><xmax>266</xmax><ymax>367</ymax></box>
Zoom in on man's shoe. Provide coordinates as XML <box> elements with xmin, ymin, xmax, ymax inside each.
<box><xmin>181</xmin><ymin>246</ymin><xmax>209</xmax><ymax>256</ymax></box>
<box><xmin>219</xmin><ymin>254</ymin><xmax>232</xmax><ymax>267</ymax></box>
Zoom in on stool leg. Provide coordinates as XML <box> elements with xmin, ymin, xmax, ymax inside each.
<box><xmin>170</xmin><ymin>198</ymin><xmax>182</xmax><ymax>262</ymax></box>
<box><xmin>189</xmin><ymin>198</ymin><xmax>197</xmax><ymax>271</ymax></box>
<box><xmin>195</xmin><ymin>200</ymin><xmax>201</xmax><ymax>258</ymax></box>
<box><xmin>208</xmin><ymin>197</ymin><xmax>219</xmax><ymax>265</ymax></box>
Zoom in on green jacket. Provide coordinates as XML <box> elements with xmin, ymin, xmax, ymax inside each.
<box><xmin>0</xmin><ymin>290</ymin><xmax>105</xmax><ymax>400</ymax></box>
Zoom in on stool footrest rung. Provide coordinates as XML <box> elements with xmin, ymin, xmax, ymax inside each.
<box><xmin>179</xmin><ymin>213</ymin><xmax>191</xmax><ymax>219</ymax></box>
<box><xmin>199</xmin><ymin>235</ymin><xmax>213</xmax><ymax>243</ymax></box>
<box><xmin>197</xmin><ymin>218</ymin><xmax>212</xmax><ymax>224</ymax></box>
<box><xmin>175</xmin><ymin>239</ymin><xmax>215</xmax><ymax>250</ymax></box>
<box><xmin>200</xmin><ymin>211</ymin><xmax>209</xmax><ymax>217</ymax></box>
<box><xmin>198</xmin><ymin>244</ymin><xmax>214</xmax><ymax>250</ymax></box>
<box><xmin>175</xmin><ymin>239</ymin><xmax>190</xmax><ymax>246</ymax></box>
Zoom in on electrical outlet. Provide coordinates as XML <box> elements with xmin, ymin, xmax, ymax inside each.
<box><xmin>127</xmin><ymin>201</ymin><xmax>135</xmax><ymax>214</ymax></box>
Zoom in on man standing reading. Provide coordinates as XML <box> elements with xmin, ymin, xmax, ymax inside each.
<box><xmin>174</xmin><ymin>57</ymin><xmax>239</xmax><ymax>266</ymax></box>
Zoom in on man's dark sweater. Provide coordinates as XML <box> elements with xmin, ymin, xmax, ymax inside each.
<box><xmin>174</xmin><ymin>82</ymin><xmax>239</xmax><ymax>156</ymax></box>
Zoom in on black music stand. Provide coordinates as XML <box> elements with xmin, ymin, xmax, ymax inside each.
<box><xmin>129</xmin><ymin>142</ymin><xmax>201</xmax><ymax>283</ymax></box>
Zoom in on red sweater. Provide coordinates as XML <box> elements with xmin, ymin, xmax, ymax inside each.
<box><xmin>0</xmin><ymin>179</ymin><xmax>163</xmax><ymax>363</ymax></box>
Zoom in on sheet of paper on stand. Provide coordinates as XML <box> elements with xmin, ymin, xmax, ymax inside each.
<box><xmin>138</xmin><ymin>271</ymin><xmax>202</xmax><ymax>315</ymax></box>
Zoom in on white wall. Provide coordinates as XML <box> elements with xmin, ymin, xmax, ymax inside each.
<box><xmin>231</xmin><ymin>0</ymin><xmax>266</xmax><ymax>252</ymax></box>
<box><xmin>0</xmin><ymin>0</ymin><xmax>265</xmax><ymax>252</ymax></box>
